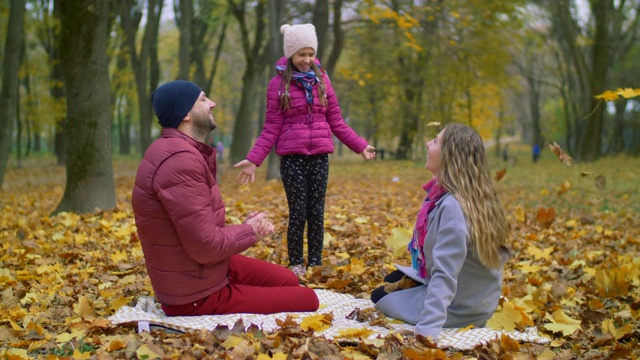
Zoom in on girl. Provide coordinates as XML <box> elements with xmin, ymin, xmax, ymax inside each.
<box><xmin>234</xmin><ymin>24</ymin><xmax>375</xmax><ymax>276</ymax></box>
<box><xmin>371</xmin><ymin>123</ymin><xmax>509</xmax><ymax>339</ymax></box>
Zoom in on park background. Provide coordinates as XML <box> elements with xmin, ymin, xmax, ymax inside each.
<box><xmin>1</xmin><ymin>0</ymin><xmax>639</xmax><ymax>358</ymax></box>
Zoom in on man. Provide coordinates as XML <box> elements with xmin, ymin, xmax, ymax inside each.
<box><xmin>132</xmin><ymin>80</ymin><xmax>319</xmax><ymax>316</ymax></box>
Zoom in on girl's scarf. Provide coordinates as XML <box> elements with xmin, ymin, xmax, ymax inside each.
<box><xmin>276</xmin><ymin>63</ymin><xmax>321</xmax><ymax>105</ymax></box>
<box><xmin>408</xmin><ymin>178</ymin><xmax>448</xmax><ymax>279</ymax></box>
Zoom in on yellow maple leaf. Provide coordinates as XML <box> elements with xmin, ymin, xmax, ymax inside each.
<box><xmin>73</xmin><ymin>348</ymin><xmax>91</xmax><ymax>359</ymax></box>
<box><xmin>136</xmin><ymin>343</ymin><xmax>165</xmax><ymax>359</ymax></box>
<box><xmin>543</xmin><ymin>310</ymin><xmax>581</xmax><ymax>336</ymax></box>
<box><xmin>486</xmin><ymin>301</ymin><xmax>522</xmax><ymax>332</ymax></box>
<box><xmin>618</xmin><ymin>87</ymin><xmax>640</xmax><ymax>99</ymax></box>
<box><xmin>386</xmin><ymin>227</ymin><xmax>411</xmax><ymax>258</ymax></box>
<box><xmin>602</xmin><ymin>318</ymin><xmax>633</xmax><ymax>340</ymax></box>
<box><xmin>594</xmin><ymin>90</ymin><xmax>620</xmax><ymax>101</ymax></box>
<box><xmin>514</xmin><ymin>205</ymin><xmax>525</xmax><ymax>223</ymax></box>
<box><xmin>74</xmin><ymin>295</ymin><xmax>94</xmax><ymax>317</ymax></box>
<box><xmin>300</xmin><ymin>313</ymin><xmax>332</xmax><ymax>332</ymax></box>
<box><xmin>0</xmin><ymin>268</ymin><xmax>15</xmax><ymax>284</ymax></box>
<box><xmin>221</xmin><ymin>335</ymin><xmax>244</xmax><ymax>349</ymax></box>
<box><xmin>348</xmin><ymin>257</ymin><xmax>367</xmax><ymax>276</ymax></box>
<box><xmin>517</xmin><ymin>261</ymin><xmax>541</xmax><ymax>273</ymax></box>
<box><xmin>527</xmin><ymin>246</ymin><xmax>554</xmax><ymax>260</ymax></box>
<box><xmin>557</xmin><ymin>180</ymin><xmax>571</xmax><ymax>196</ymax></box>
<box><xmin>110</xmin><ymin>250</ymin><xmax>128</xmax><ymax>264</ymax></box>
<box><xmin>594</xmin><ymin>267</ymin><xmax>630</xmax><ymax>297</ymax></box>
<box><xmin>335</xmin><ymin>327</ymin><xmax>374</xmax><ymax>339</ymax></box>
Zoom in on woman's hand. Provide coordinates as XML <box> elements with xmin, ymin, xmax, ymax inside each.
<box><xmin>234</xmin><ymin>159</ymin><xmax>257</xmax><ymax>185</ymax></box>
<box><xmin>360</xmin><ymin>145</ymin><xmax>376</xmax><ymax>160</ymax></box>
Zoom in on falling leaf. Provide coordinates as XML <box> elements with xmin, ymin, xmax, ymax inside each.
<box><xmin>514</xmin><ymin>205</ymin><xmax>526</xmax><ymax>223</ymax></box>
<box><xmin>536</xmin><ymin>207</ymin><xmax>555</xmax><ymax>228</ymax></box>
<box><xmin>594</xmin><ymin>175</ymin><xmax>606</xmax><ymax>190</ymax></box>
<box><xmin>548</xmin><ymin>142</ymin><xmax>573</xmax><ymax>166</ymax></box>
<box><xmin>426</xmin><ymin>122</ymin><xmax>441</xmax><ymax>127</ymax></box>
<box><xmin>495</xmin><ymin>168</ymin><xmax>506</xmax><ymax>182</ymax></box>
<box><xmin>618</xmin><ymin>87</ymin><xmax>640</xmax><ymax>99</ymax></box>
<box><xmin>580</xmin><ymin>171</ymin><xmax>595</xmax><ymax>177</ymax></box>
<box><xmin>557</xmin><ymin>180</ymin><xmax>571</xmax><ymax>196</ymax></box>
<box><xmin>594</xmin><ymin>90</ymin><xmax>620</xmax><ymax>101</ymax></box>
<box><xmin>594</xmin><ymin>267</ymin><xmax>630</xmax><ymax>297</ymax></box>
<box><xmin>385</xmin><ymin>227</ymin><xmax>412</xmax><ymax>257</ymax></box>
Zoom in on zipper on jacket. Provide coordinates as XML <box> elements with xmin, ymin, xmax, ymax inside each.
<box><xmin>307</xmin><ymin>105</ymin><xmax>312</xmax><ymax>155</ymax></box>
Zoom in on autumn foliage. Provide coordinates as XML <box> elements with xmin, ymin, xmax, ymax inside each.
<box><xmin>1</xmin><ymin>149</ymin><xmax>639</xmax><ymax>359</ymax></box>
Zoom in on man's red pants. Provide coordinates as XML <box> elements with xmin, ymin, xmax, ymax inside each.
<box><xmin>162</xmin><ymin>255</ymin><xmax>319</xmax><ymax>316</ymax></box>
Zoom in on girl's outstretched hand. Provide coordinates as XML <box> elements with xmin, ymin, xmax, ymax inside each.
<box><xmin>361</xmin><ymin>145</ymin><xmax>376</xmax><ymax>160</ymax></box>
<box><xmin>234</xmin><ymin>159</ymin><xmax>257</xmax><ymax>185</ymax></box>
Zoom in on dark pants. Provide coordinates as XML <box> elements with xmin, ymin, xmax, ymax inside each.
<box><xmin>371</xmin><ymin>270</ymin><xmax>421</xmax><ymax>303</ymax></box>
<box><xmin>280</xmin><ymin>154</ymin><xmax>329</xmax><ymax>267</ymax></box>
<box><xmin>162</xmin><ymin>255</ymin><xmax>318</xmax><ymax>315</ymax></box>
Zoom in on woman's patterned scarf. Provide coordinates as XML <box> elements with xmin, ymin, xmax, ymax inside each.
<box><xmin>276</xmin><ymin>63</ymin><xmax>321</xmax><ymax>105</ymax></box>
<box><xmin>408</xmin><ymin>178</ymin><xmax>448</xmax><ymax>279</ymax></box>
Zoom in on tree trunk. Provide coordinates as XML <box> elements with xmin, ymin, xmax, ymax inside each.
<box><xmin>175</xmin><ymin>0</ymin><xmax>193</xmax><ymax>80</ymax></box>
<box><xmin>576</xmin><ymin>0</ymin><xmax>610</xmax><ymax>162</ymax></box>
<box><xmin>191</xmin><ymin>0</ymin><xmax>228</xmax><ymax>94</ymax></box>
<box><xmin>312</xmin><ymin>0</ymin><xmax>329</xmax><ymax>61</ymax></box>
<box><xmin>0</xmin><ymin>0</ymin><xmax>25</xmax><ymax>189</ymax></box>
<box><xmin>264</xmin><ymin>0</ymin><xmax>285</xmax><ymax>181</ymax></box>
<box><xmin>324</xmin><ymin>0</ymin><xmax>344</xmax><ymax>75</ymax></box>
<box><xmin>120</xmin><ymin>0</ymin><xmax>162</xmax><ymax>154</ymax></box>
<box><xmin>230</xmin><ymin>68</ymin><xmax>262</xmax><ymax>164</ymax></box>
<box><xmin>228</xmin><ymin>0</ymin><xmax>269</xmax><ymax>164</ymax></box>
<box><xmin>54</xmin><ymin>0</ymin><xmax>115</xmax><ymax>214</ymax></box>
<box><xmin>608</xmin><ymin>99</ymin><xmax>626</xmax><ymax>153</ymax></box>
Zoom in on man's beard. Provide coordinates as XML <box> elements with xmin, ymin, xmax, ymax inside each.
<box><xmin>193</xmin><ymin>113</ymin><xmax>216</xmax><ymax>138</ymax></box>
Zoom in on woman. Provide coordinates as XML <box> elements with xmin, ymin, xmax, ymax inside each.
<box><xmin>371</xmin><ymin>123</ymin><xmax>510</xmax><ymax>339</ymax></box>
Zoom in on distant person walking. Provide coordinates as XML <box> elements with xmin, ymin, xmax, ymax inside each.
<box><xmin>532</xmin><ymin>143</ymin><xmax>541</xmax><ymax>163</ymax></box>
<box><xmin>502</xmin><ymin>145</ymin><xmax>509</xmax><ymax>162</ymax></box>
<box><xmin>234</xmin><ymin>23</ymin><xmax>376</xmax><ymax>276</ymax></box>
<box><xmin>216</xmin><ymin>141</ymin><xmax>224</xmax><ymax>163</ymax></box>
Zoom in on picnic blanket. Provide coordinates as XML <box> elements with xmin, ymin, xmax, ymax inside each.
<box><xmin>108</xmin><ymin>289</ymin><xmax>550</xmax><ymax>350</ymax></box>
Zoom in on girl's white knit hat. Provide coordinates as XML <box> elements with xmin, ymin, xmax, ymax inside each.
<box><xmin>281</xmin><ymin>23</ymin><xmax>318</xmax><ymax>59</ymax></box>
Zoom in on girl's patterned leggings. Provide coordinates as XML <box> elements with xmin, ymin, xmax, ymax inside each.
<box><xmin>280</xmin><ymin>154</ymin><xmax>329</xmax><ymax>267</ymax></box>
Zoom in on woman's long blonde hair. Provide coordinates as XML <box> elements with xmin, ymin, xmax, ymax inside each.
<box><xmin>279</xmin><ymin>58</ymin><xmax>327</xmax><ymax>110</ymax></box>
<box><xmin>437</xmin><ymin>123</ymin><xmax>509</xmax><ymax>269</ymax></box>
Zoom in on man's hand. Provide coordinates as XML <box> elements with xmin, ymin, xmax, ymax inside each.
<box><xmin>245</xmin><ymin>212</ymin><xmax>274</xmax><ymax>240</ymax></box>
<box><xmin>360</xmin><ymin>145</ymin><xmax>376</xmax><ymax>160</ymax></box>
<box><xmin>234</xmin><ymin>160</ymin><xmax>257</xmax><ymax>185</ymax></box>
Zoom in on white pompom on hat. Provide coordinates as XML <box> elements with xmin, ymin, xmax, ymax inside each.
<box><xmin>281</xmin><ymin>23</ymin><xmax>318</xmax><ymax>59</ymax></box>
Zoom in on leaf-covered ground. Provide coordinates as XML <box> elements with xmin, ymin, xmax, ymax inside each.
<box><xmin>1</xmin><ymin>149</ymin><xmax>639</xmax><ymax>359</ymax></box>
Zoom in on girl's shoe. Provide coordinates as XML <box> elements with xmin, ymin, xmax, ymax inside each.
<box><xmin>290</xmin><ymin>264</ymin><xmax>306</xmax><ymax>277</ymax></box>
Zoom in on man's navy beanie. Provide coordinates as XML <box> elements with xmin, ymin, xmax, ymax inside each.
<box><xmin>151</xmin><ymin>80</ymin><xmax>202</xmax><ymax>128</ymax></box>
